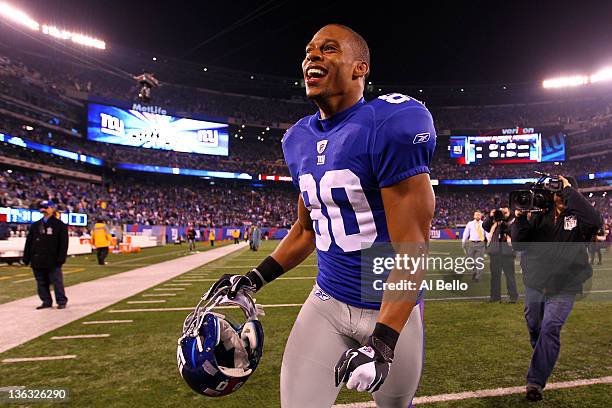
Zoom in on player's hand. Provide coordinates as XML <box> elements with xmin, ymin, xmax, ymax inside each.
<box><xmin>514</xmin><ymin>209</ymin><xmax>524</xmax><ymax>217</ymax></box>
<box><xmin>334</xmin><ymin>336</ymin><xmax>393</xmax><ymax>393</ymax></box>
<box><xmin>204</xmin><ymin>274</ymin><xmax>256</xmax><ymax>300</ymax></box>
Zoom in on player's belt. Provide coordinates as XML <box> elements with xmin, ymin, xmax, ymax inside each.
<box><xmin>471</xmin><ymin>240</ymin><xmax>483</xmax><ymax>243</ymax></box>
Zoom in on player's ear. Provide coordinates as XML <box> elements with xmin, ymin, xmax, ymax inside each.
<box><xmin>353</xmin><ymin>60</ymin><xmax>369</xmax><ymax>80</ymax></box>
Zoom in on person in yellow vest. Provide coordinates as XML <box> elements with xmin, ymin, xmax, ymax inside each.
<box><xmin>232</xmin><ymin>229</ymin><xmax>240</xmax><ymax>244</ymax></box>
<box><xmin>208</xmin><ymin>229</ymin><xmax>215</xmax><ymax>247</ymax></box>
<box><xmin>92</xmin><ymin>218</ymin><xmax>112</xmax><ymax>265</ymax></box>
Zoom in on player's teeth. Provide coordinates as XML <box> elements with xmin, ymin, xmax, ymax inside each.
<box><xmin>308</xmin><ymin>69</ymin><xmax>325</xmax><ymax>77</ymax></box>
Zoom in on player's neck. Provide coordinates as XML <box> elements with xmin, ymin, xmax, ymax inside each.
<box><xmin>316</xmin><ymin>93</ymin><xmax>363</xmax><ymax>120</ymax></box>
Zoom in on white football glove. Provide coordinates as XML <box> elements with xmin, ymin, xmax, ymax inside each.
<box><xmin>334</xmin><ymin>339</ymin><xmax>392</xmax><ymax>393</ymax></box>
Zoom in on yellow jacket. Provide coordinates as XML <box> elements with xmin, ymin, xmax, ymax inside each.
<box><xmin>92</xmin><ymin>223</ymin><xmax>112</xmax><ymax>248</ymax></box>
<box><xmin>208</xmin><ymin>230</ymin><xmax>215</xmax><ymax>241</ymax></box>
<box><xmin>232</xmin><ymin>230</ymin><xmax>240</xmax><ymax>238</ymax></box>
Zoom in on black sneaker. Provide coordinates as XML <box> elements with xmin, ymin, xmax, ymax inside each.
<box><xmin>526</xmin><ymin>384</ymin><xmax>543</xmax><ymax>401</ymax></box>
<box><xmin>57</xmin><ymin>304</ymin><xmax>67</xmax><ymax>309</ymax></box>
<box><xmin>36</xmin><ymin>304</ymin><xmax>52</xmax><ymax>310</ymax></box>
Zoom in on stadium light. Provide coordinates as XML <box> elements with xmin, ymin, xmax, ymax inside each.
<box><xmin>42</xmin><ymin>25</ymin><xmax>106</xmax><ymax>49</ymax></box>
<box><xmin>0</xmin><ymin>3</ymin><xmax>105</xmax><ymax>49</ymax></box>
<box><xmin>0</xmin><ymin>2</ymin><xmax>39</xmax><ymax>30</ymax></box>
<box><xmin>542</xmin><ymin>75</ymin><xmax>589</xmax><ymax>89</ymax></box>
<box><xmin>590</xmin><ymin>67</ymin><xmax>612</xmax><ymax>83</ymax></box>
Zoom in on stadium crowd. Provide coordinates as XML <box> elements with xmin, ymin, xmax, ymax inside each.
<box><xmin>0</xmin><ymin>169</ymin><xmax>295</xmax><ymax>228</ymax></box>
<box><xmin>2</xmin><ymin>167</ymin><xmax>609</xmax><ymax>230</ymax></box>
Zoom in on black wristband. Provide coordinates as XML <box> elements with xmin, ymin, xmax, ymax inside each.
<box><xmin>372</xmin><ymin>322</ymin><xmax>400</xmax><ymax>352</ymax></box>
<box><xmin>246</xmin><ymin>256</ymin><xmax>284</xmax><ymax>290</ymax></box>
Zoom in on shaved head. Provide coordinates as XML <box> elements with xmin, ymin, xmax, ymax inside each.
<box><xmin>322</xmin><ymin>24</ymin><xmax>370</xmax><ymax>77</ymax></box>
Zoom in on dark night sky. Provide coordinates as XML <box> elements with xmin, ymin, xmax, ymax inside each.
<box><xmin>9</xmin><ymin>0</ymin><xmax>612</xmax><ymax>85</ymax></box>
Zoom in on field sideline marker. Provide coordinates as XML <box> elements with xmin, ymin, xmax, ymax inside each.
<box><xmin>109</xmin><ymin>289</ymin><xmax>612</xmax><ymax>313</ymax></box>
<box><xmin>2</xmin><ymin>355</ymin><xmax>77</xmax><ymax>363</ymax></box>
<box><xmin>332</xmin><ymin>376</ymin><xmax>612</xmax><ymax>407</ymax></box>
<box><xmin>51</xmin><ymin>334</ymin><xmax>110</xmax><ymax>340</ymax></box>
<box><xmin>82</xmin><ymin>320</ymin><xmax>133</xmax><ymax>325</ymax></box>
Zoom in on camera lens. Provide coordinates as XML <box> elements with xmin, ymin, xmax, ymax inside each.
<box><xmin>533</xmin><ymin>193</ymin><xmax>545</xmax><ymax>208</ymax></box>
<box><xmin>516</xmin><ymin>192</ymin><xmax>531</xmax><ymax>207</ymax></box>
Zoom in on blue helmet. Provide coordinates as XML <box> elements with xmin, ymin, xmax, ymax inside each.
<box><xmin>177</xmin><ymin>287</ymin><xmax>264</xmax><ymax>397</ymax></box>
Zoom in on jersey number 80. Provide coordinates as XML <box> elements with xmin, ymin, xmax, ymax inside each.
<box><xmin>299</xmin><ymin>169</ymin><xmax>377</xmax><ymax>252</ymax></box>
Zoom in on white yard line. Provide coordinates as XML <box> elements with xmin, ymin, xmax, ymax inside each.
<box><xmin>142</xmin><ymin>293</ymin><xmax>176</xmax><ymax>297</ymax></box>
<box><xmin>109</xmin><ymin>288</ymin><xmax>612</xmax><ymax>313</ymax></box>
<box><xmin>2</xmin><ymin>355</ymin><xmax>77</xmax><ymax>363</ymax></box>
<box><xmin>126</xmin><ymin>300</ymin><xmax>166</xmax><ymax>304</ymax></box>
<box><xmin>332</xmin><ymin>376</ymin><xmax>612</xmax><ymax>407</ymax></box>
<box><xmin>51</xmin><ymin>334</ymin><xmax>110</xmax><ymax>340</ymax></box>
<box><xmin>108</xmin><ymin>303</ymin><xmax>304</xmax><ymax>313</ymax></box>
<box><xmin>82</xmin><ymin>320</ymin><xmax>133</xmax><ymax>325</ymax></box>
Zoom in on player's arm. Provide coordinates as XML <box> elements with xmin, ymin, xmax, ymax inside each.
<box><xmin>269</xmin><ymin>194</ymin><xmax>316</xmax><ymax>270</ymax></box>
<box><xmin>335</xmin><ymin>174</ymin><xmax>434</xmax><ymax>393</ymax></box>
<box><xmin>205</xmin><ymin>195</ymin><xmax>315</xmax><ymax>299</ymax></box>
<box><xmin>377</xmin><ymin>172</ymin><xmax>434</xmax><ymax>333</ymax></box>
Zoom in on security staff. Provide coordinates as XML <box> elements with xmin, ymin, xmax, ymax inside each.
<box><xmin>92</xmin><ymin>217</ymin><xmax>112</xmax><ymax>265</ymax></box>
<box><xmin>208</xmin><ymin>229</ymin><xmax>215</xmax><ymax>247</ymax></box>
<box><xmin>23</xmin><ymin>201</ymin><xmax>69</xmax><ymax>309</ymax></box>
<box><xmin>511</xmin><ymin>176</ymin><xmax>602</xmax><ymax>401</ymax></box>
<box><xmin>186</xmin><ymin>224</ymin><xmax>197</xmax><ymax>251</ymax></box>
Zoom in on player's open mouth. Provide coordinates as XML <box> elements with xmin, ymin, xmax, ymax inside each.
<box><xmin>305</xmin><ymin>65</ymin><xmax>328</xmax><ymax>84</ymax></box>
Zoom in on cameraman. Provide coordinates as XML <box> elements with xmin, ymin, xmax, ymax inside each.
<box><xmin>483</xmin><ymin>207</ymin><xmax>519</xmax><ymax>303</ymax></box>
<box><xmin>511</xmin><ymin>176</ymin><xmax>602</xmax><ymax>401</ymax></box>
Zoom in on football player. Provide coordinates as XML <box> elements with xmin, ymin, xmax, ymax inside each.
<box><xmin>206</xmin><ymin>24</ymin><xmax>436</xmax><ymax>407</ymax></box>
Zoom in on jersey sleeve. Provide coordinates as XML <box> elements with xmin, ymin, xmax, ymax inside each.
<box><xmin>281</xmin><ymin>128</ymin><xmax>301</xmax><ymax>190</ymax></box>
<box><xmin>371</xmin><ymin>106</ymin><xmax>436</xmax><ymax>188</ymax></box>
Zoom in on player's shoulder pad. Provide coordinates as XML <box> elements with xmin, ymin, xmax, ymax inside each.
<box><xmin>281</xmin><ymin>114</ymin><xmax>314</xmax><ymax>144</ymax></box>
<box><xmin>367</xmin><ymin>93</ymin><xmax>431</xmax><ymax>123</ymax></box>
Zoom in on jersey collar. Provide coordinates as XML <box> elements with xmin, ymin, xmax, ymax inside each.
<box><xmin>314</xmin><ymin>98</ymin><xmax>366</xmax><ymax>132</ymax></box>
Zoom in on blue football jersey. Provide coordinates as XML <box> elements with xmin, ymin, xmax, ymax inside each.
<box><xmin>282</xmin><ymin>94</ymin><xmax>436</xmax><ymax>309</ymax></box>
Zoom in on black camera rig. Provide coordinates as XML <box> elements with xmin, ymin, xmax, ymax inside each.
<box><xmin>509</xmin><ymin>171</ymin><xmax>564</xmax><ymax>212</ymax></box>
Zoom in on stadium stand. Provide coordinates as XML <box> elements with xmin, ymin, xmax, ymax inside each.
<box><xmin>0</xmin><ymin>33</ymin><xmax>611</xmax><ymax>230</ymax></box>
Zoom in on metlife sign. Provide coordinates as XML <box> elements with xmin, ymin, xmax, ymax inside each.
<box><xmin>87</xmin><ymin>102</ymin><xmax>229</xmax><ymax>156</ymax></box>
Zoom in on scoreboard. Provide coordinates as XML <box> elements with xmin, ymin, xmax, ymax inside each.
<box><xmin>449</xmin><ymin>128</ymin><xmax>566</xmax><ymax>165</ymax></box>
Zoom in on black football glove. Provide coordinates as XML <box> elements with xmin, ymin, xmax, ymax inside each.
<box><xmin>204</xmin><ymin>257</ymin><xmax>284</xmax><ymax>300</ymax></box>
<box><xmin>334</xmin><ymin>324</ymin><xmax>398</xmax><ymax>393</ymax></box>
<box><xmin>204</xmin><ymin>273</ymin><xmax>259</xmax><ymax>300</ymax></box>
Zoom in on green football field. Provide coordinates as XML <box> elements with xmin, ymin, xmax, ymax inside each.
<box><xmin>0</xmin><ymin>240</ymin><xmax>610</xmax><ymax>407</ymax></box>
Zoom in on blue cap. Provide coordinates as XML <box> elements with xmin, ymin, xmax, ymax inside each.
<box><xmin>39</xmin><ymin>200</ymin><xmax>56</xmax><ymax>208</ymax></box>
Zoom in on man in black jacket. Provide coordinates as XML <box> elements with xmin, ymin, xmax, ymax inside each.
<box><xmin>511</xmin><ymin>176</ymin><xmax>602</xmax><ymax>401</ymax></box>
<box><xmin>483</xmin><ymin>207</ymin><xmax>519</xmax><ymax>303</ymax></box>
<box><xmin>23</xmin><ymin>201</ymin><xmax>69</xmax><ymax>310</ymax></box>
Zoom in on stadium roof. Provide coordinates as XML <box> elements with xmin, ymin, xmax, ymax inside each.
<box><xmin>6</xmin><ymin>0</ymin><xmax>612</xmax><ymax>86</ymax></box>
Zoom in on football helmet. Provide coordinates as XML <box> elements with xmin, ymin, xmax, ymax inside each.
<box><xmin>177</xmin><ymin>286</ymin><xmax>264</xmax><ymax>397</ymax></box>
